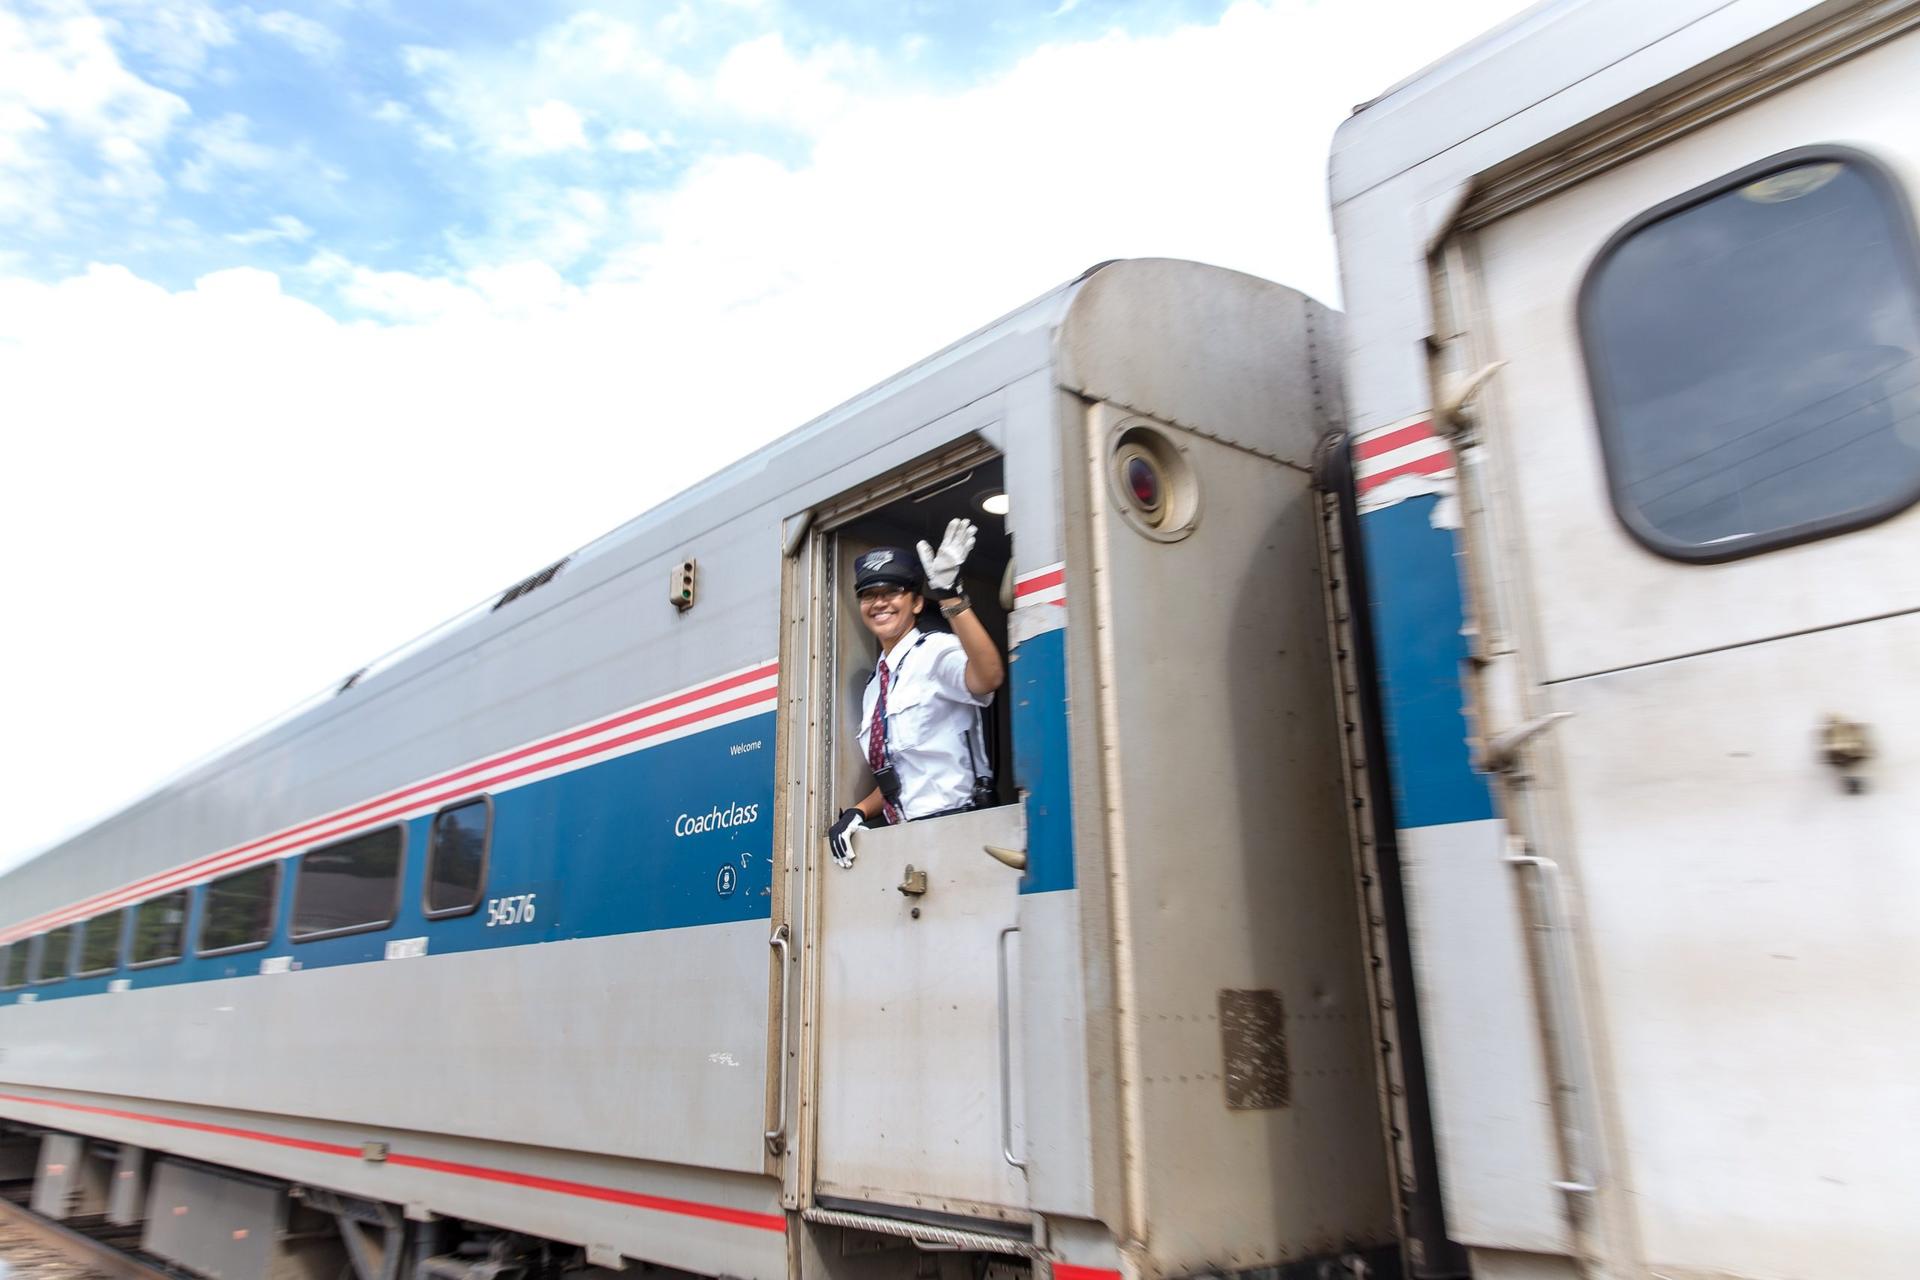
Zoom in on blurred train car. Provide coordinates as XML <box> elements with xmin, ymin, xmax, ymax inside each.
<box><xmin>1332</xmin><ymin>0</ymin><xmax>1920</xmax><ymax>1278</ymax></box>
<box><xmin>0</xmin><ymin>260</ymin><xmax>1398</xmax><ymax>1280</ymax></box>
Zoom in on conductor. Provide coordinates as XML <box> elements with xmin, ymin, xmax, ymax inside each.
<box><xmin>827</xmin><ymin>519</ymin><xmax>1005</xmax><ymax>866</ymax></box>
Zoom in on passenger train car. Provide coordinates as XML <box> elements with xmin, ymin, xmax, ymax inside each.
<box><xmin>5</xmin><ymin>3</ymin><xmax>1916</xmax><ymax>1280</ymax></box>
<box><xmin>0</xmin><ymin>260</ymin><xmax>1388</xmax><ymax>1280</ymax></box>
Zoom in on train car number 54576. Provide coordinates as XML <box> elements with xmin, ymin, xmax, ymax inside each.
<box><xmin>485</xmin><ymin>894</ymin><xmax>537</xmax><ymax>927</ymax></box>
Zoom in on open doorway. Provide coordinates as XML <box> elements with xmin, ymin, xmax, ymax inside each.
<box><xmin>808</xmin><ymin>450</ymin><xmax>1034</xmax><ymax>1219</ymax></box>
<box><xmin>828</xmin><ymin>456</ymin><xmax>1017</xmax><ymax>827</ymax></box>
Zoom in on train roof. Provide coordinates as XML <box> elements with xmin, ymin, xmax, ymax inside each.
<box><xmin>1331</xmin><ymin>0</ymin><xmax>1843</xmax><ymax>207</ymax></box>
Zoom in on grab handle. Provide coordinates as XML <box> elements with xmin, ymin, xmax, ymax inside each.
<box><xmin>765</xmin><ymin>923</ymin><xmax>792</xmax><ymax>1155</ymax></box>
<box><xmin>1505</xmin><ymin>849</ymin><xmax>1598</xmax><ymax>1198</ymax></box>
<box><xmin>996</xmin><ymin>925</ymin><xmax>1026</xmax><ymax>1170</ymax></box>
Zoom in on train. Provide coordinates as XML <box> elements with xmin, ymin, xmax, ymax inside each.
<box><xmin>4</xmin><ymin>2</ymin><xmax>1915</xmax><ymax>1279</ymax></box>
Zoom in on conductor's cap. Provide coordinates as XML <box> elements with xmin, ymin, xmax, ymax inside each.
<box><xmin>854</xmin><ymin>547</ymin><xmax>920</xmax><ymax>594</ymax></box>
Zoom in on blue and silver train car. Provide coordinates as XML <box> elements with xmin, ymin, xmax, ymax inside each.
<box><xmin>0</xmin><ymin>260</ymin><xmax>1400</xmax><ymax>1280</ymax></box>
<box><xmin>1332</xmin><ymin>2</ymin><xmax>1920</xmax><ymax>1278</ymax></box>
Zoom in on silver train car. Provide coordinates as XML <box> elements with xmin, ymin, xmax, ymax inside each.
<box><xmin>1334</xmin><ymin>1</ymin><xmax>1920</xmax><ymax>1278</ymax></box>
<box><xmin>0</xmin><ymin>260</ymin><xmax>1394</xmax><ymax>1280</ymax></box>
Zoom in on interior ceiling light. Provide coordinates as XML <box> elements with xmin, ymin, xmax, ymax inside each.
<box><xmin>978</xmin><ymin>489</ymin><xmax>1010</xmax><ymax>516</ymax></box>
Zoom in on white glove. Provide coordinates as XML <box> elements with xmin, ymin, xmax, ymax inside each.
<box><xmin>917</xmin><ymin>517</ymin><xmax>977</xmax><ymax>595</ymax></box>
<box><xmin>828</xmin><ymin>808</ymin><xmax>866</xmax><ymax>868</ymax></box>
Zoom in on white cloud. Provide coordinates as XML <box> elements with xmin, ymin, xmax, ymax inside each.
<box><xmin>0</xmin><ymin>2</ymin><xmax>190</xmax><ymax>229</ymax></box>
<box><xmin>95</xmin><ymin>0</ymin><xmax>235</xmax><ymax>86</ymax></box>
<box><xmin>248</xmin><ymin>9</ymin><xmax>342</xmax><ymax>61</ymax></box>
<box><xmin>608</xmin><ymin>127</ymin><xmax>655</xmax><ymax>153</ymax></box>
<box><xmin>228</xmin><ymin>212</ymin><xmax>312</xmax><ymax>244</ymax></box>
<box><xmin>520</xmin><ymin>98</ymin><xmax>588</xmax><ymax>153</ymax></box>
<box><xmin>710</xmin><ymin>33</ymin><xmax>867</xmax><ymax>129</ymax></box>
<box><xmin>0</xmin><ymin>0</ymin><xmax>1536</xmax><ymax>870</ymax></box>
<box><xmin>401</xmin><ymin>14</ymin><xmax>699</xmax><ymax>161</ymax></box>
<box><xmin>177</xmin><ymin>111</ymin><xmax>277</xmax><ymax>191</ymax></box>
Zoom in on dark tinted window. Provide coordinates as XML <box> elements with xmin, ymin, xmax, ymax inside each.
<box><xmin>199</xmin><ymin>864</ymin><xmax>280</xmax><ymax>954</ymax></box>
<box><xmin>425</xmin><ymin>799</ymin><xmax>490</xmax><ymax>917</ymax></box>
<box><xmin>35</xmin><ymin>924</ymin><xmax>74</xmax><ymax>983</ymax></box>
<box><xmin>292</xmin><ymin>827</ymin><xmax>402</xmax><ymax>940</ymax></box>
<box><xmin>77</xmin><ymin>909</ymin><xmax>124</xmax><ymax>976</ymax></box>
<box><xmin>1582</xmin><ymin>150</ymin><xmax>1920</xmax><ymax>560</ymax></box>
<box><xmin>3</xmin><ymin>943</ymin><xmax>28</xmax><ymax>990</ymax></box>
<box><xmin>131</xmin><ymin>891</ymin><xmax>189</xmax><ymax>966</ymax></box>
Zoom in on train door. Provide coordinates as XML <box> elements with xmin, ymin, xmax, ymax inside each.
<box><xmin>787</xmin><ymin>443</ymin><xmax>1032</xmax><ymax>1227</ymax></box>
<box><xmin>1436</xmin><ymin>37</ymin><xmax>1920</xmax><ymax>1280</ymax></box>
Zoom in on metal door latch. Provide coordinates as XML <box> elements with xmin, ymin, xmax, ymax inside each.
<box><xmin>1820</xmin><ymin>715</ymin><xmax>1874</xmax><ymax>793</ymax></box>
<box><xmin>897</xmin><ymin>865</ymin><xmax>927</xmax><ymax>897</ymax></box>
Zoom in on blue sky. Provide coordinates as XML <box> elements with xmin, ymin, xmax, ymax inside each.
<box><xmin>13</xmin><ymin>0</ymin><xmax>1252</xmax><ymax>293</ymax></box>
<box><xmin>0</xmin><ymin>0</ymin><xmax>1530</xmax><ymax>871</ymax></box>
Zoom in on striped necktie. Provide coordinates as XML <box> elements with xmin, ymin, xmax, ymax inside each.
<box><xmin>867</xmin><ymin>657</ymin><xmax>900</xmax><ymax>823</ymax></box>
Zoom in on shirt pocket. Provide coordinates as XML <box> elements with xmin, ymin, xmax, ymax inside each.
<box><xmin>883</xmin><ymin>681</ymin><xmax>941</xmax><ymax>755</ymax></box>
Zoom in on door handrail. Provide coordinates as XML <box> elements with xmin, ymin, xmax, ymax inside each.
<box><xmin>996</xmin><ymin>925</ymin><xmax>1026</xmax><ymax>1170</ymax></box>
<box><xmin>766</xmin><ymin>923</ymin><xmax>792</xmax><ymax>1155</ymax></box>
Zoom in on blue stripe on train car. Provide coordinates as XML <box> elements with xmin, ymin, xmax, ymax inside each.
<box><xmin>1011</xmin><ymin>625</ymin><xmax>1075</xmax><ymax>895</ymax></box>
<box><xmin>0</xmin><ymin>711</ymin><xmax>780</xmax><ymax>1006</ymax></box>
<box><xmin>6</xmin><ymin>626</ymin><xmax>1086</xmax><ymax>1008</ymax></box>
<box><xmin>1358</xmin><ymin>495</ymin><xmax>1497</xmax><ymax>829</ymax></box>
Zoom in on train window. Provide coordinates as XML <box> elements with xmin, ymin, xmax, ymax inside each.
<box><xmin>424</xmin><ymin>798</ymin><xmax>490</xmax><ymax>918</ymax></box>
<box><xmin>2</xmin><ymin>942</ymin><xmax>28</xmax><ymax>990</ymax></box>
<box><xmin>1580</xmin><ymin>147</ymin><xmax>1920</xmax><ymax>561</ymax></box>
<box><xmin>34</xmin><ymin>924</ymin><xmax>75</xmax><ymax>983</ymax></box>
<box><xmin>291</xmin><ymin>825</ymin><xmax>403</xmax><ymax>940</ymax></box>
<box><xmin>76</xmin><ymin>908</ymin><xmax>125</xmax><ymax>977</ymax></box>
<box><xmin>131</xmin><ymin>891</ymin><xmax>190</xmax><ymax>967</ymax></box>
<box><xmin>198</xmin><ymin>863</ymin><xmax>280</xmax><ymax>955</ymax></box>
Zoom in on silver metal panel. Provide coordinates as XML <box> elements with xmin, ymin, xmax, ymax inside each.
<box><xmin>0</xmin><ymin>1086</ymin><xmax>789</xmax><ymax>1280</ymax></box>
<box><xmin>1395</xmin><ymin>821</ymin><xmax>1569</xmax><ymax>1254</ymax></box>
<box><xmin>1058</xmin><ymin>259</ymin><xmax>1339</xmax><ymax>470</ymax></box>
<box><xmin>0</xmin><ymin>927</ymin><xmax>770</xmax><ymax>1172</ymax></box>
<box><xmin>108</xmin><ymin>1143</ymin><xmax>147</xmax><ymax>1227</ymax></box>
<box><xmin>32</xmin><ymin>1133</ymin><xmax>106</xmax><ymax>1220</ymax></box>
<box><xmin>142</xmin><ymin>1159</ymin><xmax>337</xmax><ymax>1280</ymax></box>
<box><xmin>1086</xmin><ymin>409</ymin><xmax>1394</xmax><ymax>1275</ymax></box>
<box><xmin>1546</xmin><ymin>614</ymin><xmax>1920</xmax><ymax>1278</ymax></box>
<box><xmin>1013</xmin><ymin>889</ymin><xmax>1094</xmax><ymax>1219</ymax></box>
<box><xmin>814</xmin><ymin>805</ymin><xmax>1028</xmax><ymax>1217</ymax></box>
<box><xmin>1469</xmin><ymin>32</ymin><xmax>1920</xmax><ymax>682</ymax></box>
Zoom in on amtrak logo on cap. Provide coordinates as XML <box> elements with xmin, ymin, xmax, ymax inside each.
<box><xmin>861</xmin><ymin>550</ymin><xmax>895</xmax><ymax>571</ymax></box>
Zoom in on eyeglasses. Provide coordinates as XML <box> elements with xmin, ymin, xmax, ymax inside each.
<box><xmin>858</xmin><ymin>586</ymin><xmax>911</xmax><ymax>604</ymax></box>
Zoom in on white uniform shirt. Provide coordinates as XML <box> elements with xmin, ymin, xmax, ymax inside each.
<box><xmin>860</xmin><ymin>628</ymin><xmax>993</xmax><ymax>820</ymax></box>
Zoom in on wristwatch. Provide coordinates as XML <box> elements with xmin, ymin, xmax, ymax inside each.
<box><xmin>938</xmin><ymin>591</ymin><xmax>972</xmax><ymax>619</ymax></box>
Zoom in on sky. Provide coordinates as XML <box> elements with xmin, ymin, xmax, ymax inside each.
<box><xmin>0</xmin><ymin>0</ymin><xmax>1533</xmax><ymax>875</ymax></box>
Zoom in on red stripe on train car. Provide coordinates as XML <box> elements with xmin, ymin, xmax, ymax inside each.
<box><xmin>0</xmin><ymin>1093</ymin><xmax>785</xmax><ymax>1234</ymax></box>
<box><xmin>3</xmin><ymin>661</ymin><xmax>780</xmax><ymax>940</ymax></box>
<box><xmin>0</xmin><ymin>1093</ymin><xmax>362</xmax><ymax>1159</ymax></box>
<box><xmin>1352</xmin><ymin>419</ymin><xmax>1435</xmax><ymax>459</ymax></box>
<box><xmin>28</xmin><ymin>684</ymin><xmax>781</xmax><ymax>931</ymax></box>
<box><xmin>387</xmin><ymin>1153</ymin><xmax>785</xmax><ymax>1232</ymax></box>
<box><xmin>1053</xmin><ymin>1265</ymin><xmax>1122</xmax><ymax>1280</ymax></box>
<box><xmin>1014</xmin><ymin>567</ymin><xmax>1065</xmax><ymax>596</ymax></box>
<box><xmin>1355</xmin><ymin>451</ymin><xmax>1454</xmax><ymax>493</ymax></box>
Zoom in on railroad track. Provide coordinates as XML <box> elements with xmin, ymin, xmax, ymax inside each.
<box><xmin>0</xmin><ymin>1186</ymin><xmax>177</xmax><ymax>1280</ymax></box>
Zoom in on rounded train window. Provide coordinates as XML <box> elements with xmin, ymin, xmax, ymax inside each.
<box><xmin>1579</xmin><ymin>146</ymin><xmax>1920</xmax><ymax>561</ymax></box>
